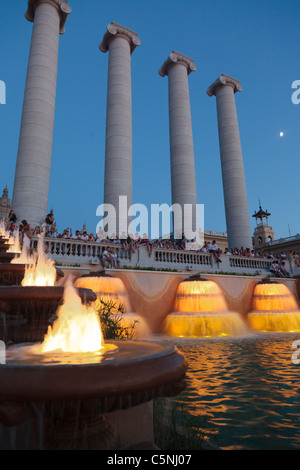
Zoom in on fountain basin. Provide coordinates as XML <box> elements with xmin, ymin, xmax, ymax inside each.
<box><xmin>0</xmin><ymin>264</ymin><xmax>26</xmax><ymax>286</ymax></box>
<box><xmin>0</xmin><ymin>286</ymin><xmax>96</xmax><ymax>343</ymax></box>
<box><xmin>0</xmin><ymin>253</ymin><xmax>15</xmax><ymax>264</ymax></box>
<box><xmin>0</xmin><ymin>243</ymin><xmax>10</xmax><ymax>253</ymax></box>
<box><xmin>2</xmin><ymin>340</ymin><xmax>187</xmax><ymax>403</ymax></box>
<box><xmin>0</xmin><ymin>340</ymin><xmax>187</xmax><ymax>449</ymax></box>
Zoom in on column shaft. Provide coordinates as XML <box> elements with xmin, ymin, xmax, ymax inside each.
<box><xmin>104</xmin><ymin>36</ymin><xmax>132</xmax><ymax>232</ymax></box>
<box><xmin>159</xmin><ymin>52</ymin><xmax>197</xmax><ymax>238</ymax></box>
<box><xmin>12</xmin><ymin>1</ymin><xmax>70</xmax><ymax>227</ymax></box>
<box><xmin>207</xmin><ymin>75</ymin><xmax>253</xmax><ymax>250</ymax></box>
<box><xmin>99</xmin><ymin>23</ymin><xmax>140</xmax><ymax>237</ymax></box>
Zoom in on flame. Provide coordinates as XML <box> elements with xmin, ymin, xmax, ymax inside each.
<box><xmin>21</xmin><ymin>235</ymin><xmax>56</xmax><ymax>286</ymax></box>
<box><xmin>248</xmin><ymin>282</ymin><xmax>300</xmax><ymax>333</ymax></box>
<box><xmin>165</xmin><ymin>280</ymin><xmax>247</xmax><ymax>338</ymax></box>
<box><xmin>41</xmin><ymin>279</ymin><xmax>103</xmax><ymax>353</ymax></box>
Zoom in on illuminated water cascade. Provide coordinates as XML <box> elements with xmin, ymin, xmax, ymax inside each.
<box><xmin>75</xmin><ymin>274</ymin><xmax>150</xmax><ymax>338</ymax></box>
<box><xmin>248</xmin><ymin>280</ymin><xmax>300</xmax><ymax>333</ymax></box>
<box><xmin>75</xmin><ymin>275</ymin><xmax>130</xmax><ymax>310</ymax></box>
<box><xmin>165</xmin><ymin>278</ymin><xmax>247</xmax><ymax>338</ymax></box>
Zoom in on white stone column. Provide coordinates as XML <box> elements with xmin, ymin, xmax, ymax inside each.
<box><xmin>99</xmin><ymin>23</ymin><xmax>141</xmax><ymax>237</ymax></box>
<box><xmin>159</xmin><ymin>51</ymin><xmax>198</xmax><ymax>238</ymax></box>
<box><xmin>207</xmin><ymin>74</ymin><xmax>253</xmax><ymax>250</ymax></box>
<box><xmin>12</xmin><ymin>0</ymin><xmax>71</xmax><ymax>227</ymax></box>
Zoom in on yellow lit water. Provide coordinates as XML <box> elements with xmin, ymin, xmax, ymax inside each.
<box><xmin>248</xmin><ymin>283</ymin><xmax>300</xmax><ymax>333</ymax></box>
<box><xmin>165</xmin><ymin>280</ymin><xmax>247</xmax><ymax>338</ymax></box>
<box><xmin>158</xmin><ymin>333</ymin><xmax>300</xmax><ymax>450</ymax></box>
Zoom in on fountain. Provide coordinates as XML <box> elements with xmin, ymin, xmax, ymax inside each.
<box><xmin>0</xmin><ymin>235</ymin><xmax>95</xmax><ymax>343</ymax></box>
<box><xmin>248</xmin><ymin>278</ymin><xmax>300</xmax><ymax>332</ymax></box>
<box><xmin>75</xmin><ymin>272</ymin><xmax>151</xmax><ymax>338</ymax></box>
<box><xmin>0</xmin><ymin>279</ymin><xmax>187</xmax><ymax>450</ymax></box>
<box><xmin>164</xmin><ymin>275</ymin><xmax>248</xmax><ymax>338</ymax></box>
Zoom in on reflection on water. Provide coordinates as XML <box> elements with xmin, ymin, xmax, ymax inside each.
<box><xmin>159</xmin><ymin>333</ymin><xmax>300</xmax><ymax>450</ymax></box>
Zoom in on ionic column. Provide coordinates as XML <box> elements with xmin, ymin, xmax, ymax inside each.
<box><xmin>12</xmin><ymin>0</ymin><xmax>71</xmax><ymax>227</ymax></box>
<box><xmin>207</xmin><ymin>74</ymin><xmax>253</xmax><ymax>250</ymax></box>
<box><xmin>99</xmin><ymin>22</ymin><xmax>141</xmax><ymax>237</ymax></box>
<box><xmin>159</xmin><ymin>51</ymin><xmax>198</xmax><ymax>237</ymax></box>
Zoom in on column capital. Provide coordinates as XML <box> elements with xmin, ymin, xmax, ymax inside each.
<box><xmin>207</xmin><ymin>74</ymin><xmax>242</xmax><ymax>97</ymax></box>
<box><xmin>25</xmin><ymin>0</ymin><xmax>71</xmax><ymax>34</ymax></box>
<box><xmin>158</xmin><ymin>51</ymin><xmax>197</xmax><ymax>77</ymax></box>
<box><xmin>99</xmin><ymin>22</ymin><xmax>141</xmax><ymax>54</ymax></box>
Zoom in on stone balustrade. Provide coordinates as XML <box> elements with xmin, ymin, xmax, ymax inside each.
<box><xmin>28</xmin><ymin>237</ymin><xmax>300</xmax><ymax>277</ymax></box>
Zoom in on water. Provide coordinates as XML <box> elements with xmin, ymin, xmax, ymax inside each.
<box><xmin>158</xmin><ymin>332</ymin><xmax>300</xmax><ymax>450</ymax></box>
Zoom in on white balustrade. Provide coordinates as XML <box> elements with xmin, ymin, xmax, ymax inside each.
<box><xmin>29</xmin><ymin>237</ymin><xmax>299</xmax><ymax>276</ymax></box>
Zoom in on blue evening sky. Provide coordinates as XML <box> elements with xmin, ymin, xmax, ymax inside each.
<box><xmin>0</xmin><ymin>0</ymin><xmax>299</xmax><ymax>239</ymax></box>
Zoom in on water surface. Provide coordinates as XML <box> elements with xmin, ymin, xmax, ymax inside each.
<box><xmin>159</xmin><ymin>333</ymin><xmax>300</xmax><ymax>450</ymax></box>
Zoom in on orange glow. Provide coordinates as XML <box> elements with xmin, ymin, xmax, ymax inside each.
<box><xmin>75</xmin><ymin>276</ymin><xmax>130</xmax><ymax>311</ymax></box>
<box><xmin>40</xmin><ymin>279</ymin><xmax>104</xmax><ymax>353</ymax></box>
<box><xmin>248</xmin><ymin>282</ymin><xmax>300</xmax><ymax>332</ymax></box>
<box><xmin>165</xmin><ymin>280</ymin><xmax>247</xmax><ymax>338</ymax></box>
<box><xmin>174</xmin><ymin>280</ymin><xmax>228</xmax><ymax>313</ymax></box>
<box><xmin>75</xmin><ymin>276</ymin><xmax>150</xmax><ymax>338</ymax></box>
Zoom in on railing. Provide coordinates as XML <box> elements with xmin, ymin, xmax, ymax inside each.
<box><xmin>29</xmin><ymin>236</ymin><xmax>300</xmax><ymax>276</ymax></box>
<box><xmin>154</xmin><ymin>249</ymin><xmax>212</xmax><ymax>267</ymax></box>
<box><xmin>32</xmin><ymin>237</ymin><xmax>131</xmax><ymax>264</ymax></box>
<box><xmin>228</xmin><ymin>255</ymin><xmax>273</xmax><ymax>271</ymax></box>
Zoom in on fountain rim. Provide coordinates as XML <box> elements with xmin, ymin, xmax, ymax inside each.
<box><xmin>0</xmin><ymin>285</ymin><xmax>96</xmax><ymax>301</ymax></box>
<box><xmin>257</xmin><ymin>277</ymin><xmax>280</xmax><ymax>285</ymax></box>
<box><xmin>181</xmin><ymin>273</ymin><xmax>209</xmax><ymax>283</ymax></box>
<box><xmin>77</xmin><ymin>270</ymin><xmax>114</xmax><ymax>279</ymax></box>
<box><xmin>167</xmin><ymin>310</ymin><xmax>239</xmax><ymax>316</ymax></box>
<box><xmin>0</xmin><ymin>340</ymin><xmax>188</xmax><ymax>403</ymax></box>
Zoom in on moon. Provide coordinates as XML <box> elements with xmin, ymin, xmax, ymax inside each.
<box><xmin>280</xmin><ymin>132</ymin><xmax>284</xmax><ymax>137</ymax></box>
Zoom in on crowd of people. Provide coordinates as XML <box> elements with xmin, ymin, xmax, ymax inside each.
<box><xmin>4</xmin><ymin>209</ymin><xmax>300</xmax><ymax>271</ymax></box>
